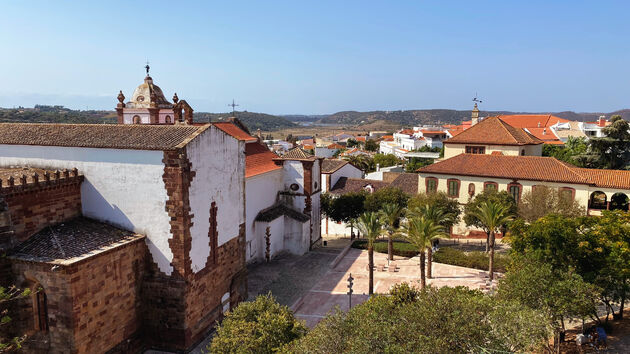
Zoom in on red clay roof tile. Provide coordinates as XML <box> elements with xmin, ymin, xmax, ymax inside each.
<box><xmin>444</xmin><ymin>117</ymin><xmax>543</xmax><ymax>146</ymax></box>
<box><xmin>245</xmin><ymin>142</ymin><xmax>281</xmax><ymax>178</ymax></box>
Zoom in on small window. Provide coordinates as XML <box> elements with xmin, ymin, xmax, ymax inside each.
<box><xmin>165</xmin><ymin>115</ymin><xmax>172</xmax><ymax>124</ymax></box>
<box><xmin>290</xmin><ymin>183</ymin><xmax>300</xmax><ymax>191</ymax></box>
<box><xmin>426</xmin><ymin>177</ymin><xmax>438</xmax><ymax>193</ymax></box>
<box><xmin>484</xmin><ymin>182</ymin><xmax>498</xmax><ymax>192</ymax></box>
<box><xmin>465</xmin><ymin>146</ymin><xmax>486</xmax><ymax>154</ymax></box>
<box><xmin>559</xmin><ymin>187</ymin><xmax>575</xmax><ymax>202</ymax></box>
<box><xmin>132</xmin><ymin>115</ymin><xmax>141</xmax><ymax>124</ymax></box>
<box><xmin>520</xmin><ymin>149</ymin><xmax>525</xmax><ymax>156</ymax></box>
<box><xmin>314</xmin><ymin>181</ymin><xmax>318</xmax><ymax>190</ymax></box>
<box><xmin>468</xmin><ymin>183</ymin><xmax>475</xmax><ymax>197</ymax></box>
<box><xmin>508</xmin><ymin>183</ymin><xmax>522</xmax><ymax>203</ymax></box>
<box><xmin>447</xmin><ymin>179</ymin><xmax>460</xmax><ymax>198</ymax></box>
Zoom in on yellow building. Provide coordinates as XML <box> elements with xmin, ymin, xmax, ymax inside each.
<box><xmin>418</xmin><ymin>153</ymin><xmax>630</xmax><ymax>235</ymax></box>
<box><xmin>442</xmin><ymin>116</ymin><xmax>544</xmax><ymax>159</ymax></box>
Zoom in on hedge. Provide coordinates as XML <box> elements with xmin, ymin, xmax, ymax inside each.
<box><xmin>351</xmin><ymin>239</ymin><xmax>418</xmax><ymax>258</ymax></box>
<box><xmin>432</xmin><ymin>247</ymin><xmax>508</xmax><ymax>273</ymax></box>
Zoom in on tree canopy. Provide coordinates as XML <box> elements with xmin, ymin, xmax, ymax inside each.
<box><xmin>463</xmin><ymin>190</ymin><xmax>517</xmax><ymax>232</ymax></box>
<box><xmin>364</xmin><ymin>186</ymin><xmax>409</xmax><ymax>212</ymax></box>
<box><xmin>321</xmin><ymin>192</ymin><xmax>366</xmax><ymax>225</ymax></box>
<box><xmin>517</xmin><ymin>185</ymin><xmax>585</xmax><ymax>222</ymax></box>
<box><xmin>408</xmin><ymin>192</ymin><xmax>461</xmax><ymax>230</ymax></box>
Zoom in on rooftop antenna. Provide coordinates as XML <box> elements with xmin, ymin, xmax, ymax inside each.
<box><xmin>145</xmin><ymin>60</ymin><xmax>150</xmax><ymax>76</ymax></box>
<box><xmin>228</xmin><ymin>99</ymin><xmax>239</xmax><ymax>116</ymax></box>
<box><xmin>472</xmin><ymin>92</ymin><xmax>482</xmax><ymax>104</ymax></box>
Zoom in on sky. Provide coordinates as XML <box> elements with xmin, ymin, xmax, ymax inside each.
<box><xmin>0</xmin><ymin>0</ymin><xmax>629</xmax><ymax>115</ymax></box>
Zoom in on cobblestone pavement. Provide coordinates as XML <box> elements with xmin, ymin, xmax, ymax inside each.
<box><xmin>292</xmin><ymin>247</ymin><xmax>495</xmax><ymax>328</ymax></box>
<box><xmin>246</xmin><ymin>239</ymin><xmax>349</xmax><ymax>306</ymax></box>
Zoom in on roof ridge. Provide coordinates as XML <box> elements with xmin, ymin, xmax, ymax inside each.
<box><xmin>496</xmin><ymin>117</ymin><xmax>519</xmax><ymax>144</ymax></box>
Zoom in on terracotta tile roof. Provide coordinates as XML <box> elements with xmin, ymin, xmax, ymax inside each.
<box><xmin>0</xmin><ymin>123</ymin><xmax>210</xmax><ymax>150</ymax></box>
<box><xmin>420</xmin><ymin>129</ymin><xmax>446</xmax><ymax>135</ymax></box>
<box><xmin>398</xmin><ymin>129</ymin><xmax>415</xmax><ymax>135</ymax></box>
<box><xmin>255</xmin><ymin>204</ymin><xmax>310</xmax><ymax>223</ymax></box>
<box><xmin>389</xmin><ymin>173</ymin><xmax>419</xmax><ymax>195</ymax></box>
<box><xmin>302</xmin><ymin>144</ymin><xmax>315</xmax><ymax>150</ymax></box>
<box><xmin>245</xmin><ymin>142</ymin><xmax>281</xmax><ymax>178</ymax></box>
<box><xmin>281</xmin><ymin>147</ymin><xmax>317</xmax><ymax>161</ymax></box>
<box><xmin>497</xmin><ymin>114</ymin><xmax>569</xmax><ymax>128</ymax></box>
<box><xmin>327</xmin><ymin>143</ymin><xmax>345</xmax><ymax>149</ymax></box>
<box><xmin>382</xmin><ymin>135</ymin><xmax>393</xmax><ymax>139</ymax></box>
<box><xmin>444</xmin><ymin>117</ymin><xmax>543</xmax><ymax>146</ymax></box>
<box><xmin>9</xmin><ymin>217</ymin><xmax>145</xmax><ymax>264</ymax></box>
<box><xmin>523</xmin><ymin>127</ymin><xmax>562</xmax><ymax>144</ymax></box>
<box><xmin>572</xmin><ymin>168</ymin><xmax>630</xmax><ymax>190</ymax></box>
<box><xmin>213</xmin><ymin>122</ymin><xmax>257</xmax><ymax>142</ymax></box>
<box><xmin>418</xmin><ymin>154</ymin><xmax>589</xmax><ymax>185</ymax></box>
<box><xmin>329</xmin><ymin>177</ymin><xmax>389</xmax><ymax>195</ymax></box>
<box><xmin>355</xmin><ymin>136</ymin><xmax>367</xmax><ymax>142</ymax></box>
<box><xmin>321</xmin><ymin>159</ymin><xmax>349</xmax><ymax>174</ymax></box>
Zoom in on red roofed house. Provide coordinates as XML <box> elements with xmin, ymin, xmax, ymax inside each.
<box><xmin>443</xmin><ymin>116</ymin><xmax>544</xmax><ymax>159</ymax></box>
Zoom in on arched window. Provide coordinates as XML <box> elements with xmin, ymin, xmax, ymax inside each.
<box><xmin>589</xmin><ymin>191</ymin><xmax>607</xmax><ymax>210</ymax></box>
<box><xmin>484</xmin><ymin>181</ymin><xmax>498</xmax><ymax>192</ymax></box>
<box><xmin>507</xmin><ymin>183</ymin><xmax>522</xmax><ymax>203</ymax></box>
<box><xmin>132</xmin><ymin>115</ymin><xmax>141</xmax><ymax>124</ymax></box>
<box><xmin>165</xmin><ymin>115</ymin><xmax>172</xmax><ymax>124</ymax></box>
<box><xmin>425</xmin><ymin>177</ymin><xmax>438</xmax><ymax>194</ymax></box>
<box><xmin>468</xmin><ymin>183</ymin><xmax>475</xmax><ymax>197</ymax></box>
<box><xmin>610</xmin><ymin>193</ymin><xmax>629</xmax><ymax>211</ymax></box>
<box><xmin>447</xmin><ymin>179</ymin><xmax>460</xmax><ymax>198</ymax></box>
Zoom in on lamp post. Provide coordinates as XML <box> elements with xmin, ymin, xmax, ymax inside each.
<box><xmin>347</xmin><ymin>273</ymin><xmax>354</xmax><ymax>309</ymax></box>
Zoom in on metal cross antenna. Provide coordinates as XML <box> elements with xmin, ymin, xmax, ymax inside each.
<box><xmin>145</xmin><ymin>61</ymin><xmax>150</xmax><ymax>75</ymax></box>
<box><xmin>228</xmin><ymin>99</ymin><xmax>240</xmax><ymax>116</ymax></box>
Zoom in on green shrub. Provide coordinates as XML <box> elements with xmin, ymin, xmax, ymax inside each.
<box><xmin>432</xmin><ymin>247</ymin><xmax>509</xmax><ymax>272</ymax></box>
<box><xmin>351</xmin><ymin>239</ymin><xmax>418</xmax><ymax>257</ymax></box>
<box><xmin>209</xmin><ymin>293</ymin><xmax>307</xmax><ymax>353</ymax></box>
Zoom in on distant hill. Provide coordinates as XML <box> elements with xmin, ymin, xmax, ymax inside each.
<box><xmin>281</xmin><ymin>114</ymin><xmax>327</xmax><ymax>123</ymax></box>
<box><xmin>0</xmin><ymin>106</ymin><xmax>297</xmax><ymax>132</ymax></box>
<box><xmin>194</xmin><ymin>111</ymin><xmax>298</xmax><ymax>131</ymax></box>
<box><xmin>0</xmin><ymin>105</ymin><xmax>116</xmax><ymax>124</ymax></box>
<box><xmin>317</xmin><ymin>109</ymin><xmax>630</xmax><ymax>126</ymax></box>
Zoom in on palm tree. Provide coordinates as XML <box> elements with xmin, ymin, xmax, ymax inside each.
<box><xmin>356</xmin><ymin>211</ymin><xmax>382</xmax><ymax>295</ymax></box>
<box><xmin>379</xmin><ymin>203</ymin><xmax>405</xmax><ymax>261</ymax></box>
<box><xmin>407</xmin><ymin>204</ymin><xmax>453</xmax><ymax>279</ymax></box>
<box><xmin>470</xmin><ymin>200</ymin><xmax>513</xmax><ymax>281</ymax></box>
<box><xmin>401</xmin><ymin>216</ymin><xmax>447</xmax><ymax>288</ymax></box>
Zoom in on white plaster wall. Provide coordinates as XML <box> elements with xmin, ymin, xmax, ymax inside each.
<box><xmin>283</xmin><ymin>216</ymin><xmax>309</xmax><ymax>255</ymax></box>
<box><xmin>322</xmin><ymin>217</ymin><xmax>353</xmax><ymax>236</ymax></box>
<box><xmin>245</xmin><ymin>169</ymin><xmax>283</xmax><ymax>263</ymax></box>
<box><xmin>0</xmin><ymin>145</ymin><xmax>174</xmax><ymax>274</ymax></box>
<box><xmin>283</xmin><ymin>161</ymin><xmax>304</xmax><ymax>192</ymax></box>
<box><xmin>187</xmin><ymin>126</ymin><xmax>245</xmax><ymax>273</ymax></box>
<box><xmin>123</xmin><ymin>110</ymin><xmax>150</xmax><ymax>124</ymax></box>
<box><xmin>330</xmin><ymin>164</ymin><xmax>363</xmax><ymax>189</ymax></box>
<box><xmin>254</xmin><ymin>217</ymin><xmax>284</xmax><ymax>260</ymax></box>
<box><xmin>312</xmin><ymin>160</ymin><xmax>320</xmax><ymax>192</ymax></box>
<box><xmin>158</xmin><ymin>109</ymin><xmax>173</xmax><ymax>124</ymax></box>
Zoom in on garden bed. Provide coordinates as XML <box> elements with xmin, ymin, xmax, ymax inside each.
<box><xmin>351</xmin><ymin>239</ymin><xmax>418</xmax><ymax>258</ymax></box>
<box><xmin>432</xmin><ymin>247</ymin><xmax>509</xmax><ymax>273</ymax></box>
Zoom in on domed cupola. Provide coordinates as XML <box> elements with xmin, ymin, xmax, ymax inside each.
<box><xmin>126</xmin><ymin>65</ymin><xmax>172</xmax><ymax>109</ymax></box>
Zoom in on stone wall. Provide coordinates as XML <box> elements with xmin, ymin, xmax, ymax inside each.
<box><xmin>1</xmin><ymin>173</ymin><xmax>82</xmax><ymax>248</ymax></box>
<box><xmin>9</xmin><ymin>237</ymin><xmax>147</xmax><ymax>354</ymax></box>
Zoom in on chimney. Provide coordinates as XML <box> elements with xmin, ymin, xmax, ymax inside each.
<box><xmin>543</xmin><ymin>128</ymin><xmax>547</xmax><ymax>135</ymax></box>
<box><xmin>537</xmin><ymin>122</ymin><xmax>541</xmax><ymax>128</ymax></box>
<box><xmin>471</xmin><ymin>103</ymin><xmax>480</xmax><ymax>126</ymax></box>
<box><xmin>598</xmin><ymin>115</ymin><xmax>606</xmax><ymax>127</ymax></box>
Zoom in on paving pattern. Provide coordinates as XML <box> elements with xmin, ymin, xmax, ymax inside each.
<box><xmin>292</xmin><ymin>247</ymin><xmax>494</xmax><ymax>328</ymax></box>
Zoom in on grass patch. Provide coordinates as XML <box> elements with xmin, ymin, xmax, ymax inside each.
<box><xmin>351</xmin><ymin>239</ymin><xmax>418</xmax><ymax>258</ymax></box>
<box><xmin>432</xmin><ymin>247</ymin><xmax>509</xmax><ymax>273</ymax></box>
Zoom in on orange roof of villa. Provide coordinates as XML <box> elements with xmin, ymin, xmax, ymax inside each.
<box><xmin>418</xmin><ymin>154</ymin><xmax>630</xmax><ymax>189</ymax></box>
<box><xmin>245</xmin><ymin>142</ymin><xmax>281</xmax><ymax>178</ymax></box>
<box><xmin>444</xmin><ymin>116</ymin><xmax>543</xmax><ymax>146</ymax></box>
<box><xmin>497</xmin><ymin>114</ymin><xmax>569</xmax><ymax>128</ymax></box>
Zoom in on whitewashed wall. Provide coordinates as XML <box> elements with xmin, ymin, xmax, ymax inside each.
<box><xmin>0</xmin><ymin>145</ymin><xmax>174</xmax><ymax>274</ymax></box>
<box><xmin>327</xmin><ymin>164</ymin><xmax>363</xmax><ymax>191</ymax></box>
<box><xmin>245</xmin><ymin>169</ymin><xmax>283</xmax><ymax>262</ymax></box>
<box><xmin>187</xmin><ymin>126</ymin><xmax>245</xmax><ymax>273</ymax></box>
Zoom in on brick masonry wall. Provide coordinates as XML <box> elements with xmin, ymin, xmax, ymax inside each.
<box><xmin>67</xmin><ymin>238</ymin><xmax>146</xmax><ymax>354</ymax></box>
<box><xmin>9</xmin><ymin>238</ymin><xmax>146</xmax><ymax>354</ymax></box>
<box><xmin>10</xmin><ymin>261</ymin><xmax>75</xmax><ymax>353</ymax></box>
<box><xmin>1</xmin><ymin>180</ymin><xmax>82</xmax><ymax>247</ymax></box>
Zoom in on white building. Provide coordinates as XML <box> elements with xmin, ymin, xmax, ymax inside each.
<box><xmin>243</xmin><ymin>141</ymin><xmax>323</xmax><ymax>263</ymax></box>
<box><xmin>380</xmin><ymin>127</ymin><xmax>448</xmax><ymax>157</ymax></box>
